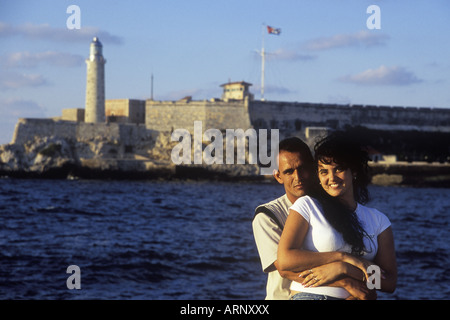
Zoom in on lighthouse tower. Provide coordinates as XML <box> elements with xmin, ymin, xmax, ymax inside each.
<box><xmin>85</xmin><ymin>37</ymin><xmax>106</xmax><ymax>123</ymax></box>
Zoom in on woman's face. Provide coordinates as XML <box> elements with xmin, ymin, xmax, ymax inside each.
<box><xmin>317</xmin><ymin>159</ymin><xmax>355</xmax><ymax>205</ymax></box>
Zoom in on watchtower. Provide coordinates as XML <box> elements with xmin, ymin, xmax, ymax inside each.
<box><xmin>220</xmin><ymin>81</ymin><xmax>254</xmax><ymax>101</ymax></box>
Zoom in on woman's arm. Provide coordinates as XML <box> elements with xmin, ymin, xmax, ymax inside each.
<box><xmin>301</xmin><ymin>227</ymin><xmax>397</xmax><ymax>293</ymax></box>
<box><xmin>298</xmin><ymin>263</ymin><xmax>377</xmax><ymax>300</ymax></box>
<box><xmin>277</xmin><ymin>209</ymin><xmax>377</xmax><ymax>280</ymax></box>
<box><xmin>275</xmin><ymin>260</ymin><xmax>376</xmax><ymax>300</ymax></box>
<box><xmin>277</xmin><ymin>208</ymin><xmax>385</xmax><ymax>299</ymax></box>
<box><xmin>277</xmin><ymin>209</ymin><xmax>346</xmax><ymax>272</ymax></box>
<box><xmin>373</xmin><ymin>226</ymin><xmax>397</xmax><ymax>293</ymax></box>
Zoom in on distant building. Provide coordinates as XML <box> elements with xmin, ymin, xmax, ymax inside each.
<box><xmin>220</xmin><ymin>81</ymin><xmax>254</xmax><ymax>101</ymax></box>
<box><xmin>62</xmin><ymin>108</ymin><xmax>85</xmax><ymax>122</ymax></box>
<box><xmin>105</xmin><ymin>99</ymin><xmax>145</xmax><ymax>124</ymax></box>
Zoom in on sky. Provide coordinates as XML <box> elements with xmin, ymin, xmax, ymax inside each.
<box><xmin>0</xmin><ymin>0</ymin><xmax>449</xmax><ymax>145</ymax></box>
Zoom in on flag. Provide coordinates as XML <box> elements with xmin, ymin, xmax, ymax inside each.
<box><xmin>267</xmin><ymin>25</ymin><xmax>281</xmax><ymax>35</ymax></box>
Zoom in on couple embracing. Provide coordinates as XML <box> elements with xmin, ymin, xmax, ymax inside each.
<box><xmin>252</xmin><ymin>132</ymin><xmax>397</xmax><ymax>300</ymax></box>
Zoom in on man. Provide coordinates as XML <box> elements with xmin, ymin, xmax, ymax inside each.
<box><xmin>252</xmin><ymin>137</ymin><xmax>314</xmax><ymax>299</ymax></box>
<box><xmin>252</xmin><ymin>137</ymin><xmax>374</xmax><ymax>300</ymax></box>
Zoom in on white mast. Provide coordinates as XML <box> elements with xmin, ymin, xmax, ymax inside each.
<box><xmin>151</xmin><ymin>73</ymin><xmax>154</xmax><ymax>100</ymax></box>
<box><xmin>261</xmin><ymin>24</ymin><xmax>265</xmax><ymax>101</ymax></box>
<box><xmin>259</xmin><ymin>24</ymin><xmax>280</xmax><ymax>101</ymax></box>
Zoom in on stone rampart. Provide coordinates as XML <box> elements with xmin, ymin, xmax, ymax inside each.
<box><xmin>13</xmin><ymin>99</ymin><xmax>449</xmax><ymax>148</ymax></box>
<box><xmin>247</xmin><ymin>101</ymin><xmax>450</xmax><ymax>136</ymax></box>
<box><xmin>12</xmin><ymin>119</ymin><xmax>78</xmax><ymax>145</ymax></box>
<box><xmin>12</xmin><ymin>118</ymin><xmax>156</xmax><ymax>147</ymax></box>
<box><xmin>146</xmin><ymin>99</ymin><xmax>252</xmax><ymax>133</ymax></box>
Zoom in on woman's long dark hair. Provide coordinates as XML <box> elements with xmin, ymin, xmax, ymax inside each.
<box><xmin>311</xmin><ymin>132</ymin><xmax>372</xmax><ymax>256</ymax></box>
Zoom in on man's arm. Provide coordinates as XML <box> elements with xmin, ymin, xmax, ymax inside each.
<box><xmin>274</xmin><ymin>261</ymin><xmax>376</xmax><ymax>300</ymax></box>
<box><xmin>252</xmin><ymin>210</ymin><xmax>283</xmax><ymax>273</ymax></box>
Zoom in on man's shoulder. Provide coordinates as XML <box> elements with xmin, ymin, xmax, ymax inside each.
<box><xmin>254</xmin><ymin>195</ymin><xmax>291</xmax><ymax>229</ymax></box>
<box><xmin>255</xmin><ymin>194</ymin><xmax>290</xmax><ymax>214</ymax></box>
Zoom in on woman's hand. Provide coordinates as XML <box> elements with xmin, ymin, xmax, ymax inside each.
<box><xmin>298</xmin><ymin>262</ymin><xmax>345</xmax><ymax>287</ymax></box>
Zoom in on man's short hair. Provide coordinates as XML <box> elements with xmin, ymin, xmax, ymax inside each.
<box><xmin>279</xmin><ymin>137</ymin><xmax>313</xmax><ymax>164</ymax></box>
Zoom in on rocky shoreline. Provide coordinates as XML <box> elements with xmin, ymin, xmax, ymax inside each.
<box><xmin>0</xmin><ymin>132</ymin><xmax>263</xmax><ymax>181</ymax></box>
<box><xmin>1</xmin><ymin>131</ymin><xmax>449</xmax><ymax>187</ymax></box>
<box><xmin>1</xmin><ymin>155</ymin><xmax>449</xmax><ymax>188</ymax></box>
<box><xmin>369</xmin><ymin>162</ymin><xmax>450</xmax><ymax>188</ymax></box>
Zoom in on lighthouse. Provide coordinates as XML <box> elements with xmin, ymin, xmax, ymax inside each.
<box><xmin>85</xmin><ymin>37</ymin><xmax>106</xmax><ymax>123</ymax></box>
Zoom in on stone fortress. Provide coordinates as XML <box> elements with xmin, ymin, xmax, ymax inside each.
<box><xmin>3</xmin><ymin>37</ymin><xmax>450</xmax><ymax>182</ymax></box>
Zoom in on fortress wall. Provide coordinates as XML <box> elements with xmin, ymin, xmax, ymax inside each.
<box><xmin>128</xmin><ymin>100</ymin><xmax>146</xmax><ymax>124</ymax></box>
<box><xmin>12</xmin><ymin>119</ymin><xmax>157</xmax><ymax>148</ymax></box>
<box><xmin>117</xmin><ymin>123</ymin><xmax>157</xmax><ymax>146</ymax></box>
<box><xmin>248</xmin><ymin>101</ymin><xmax>450</xmax><ymax>133</ymax></box>
<box><xmin>105</xmin><ymin>99</ymin><xmax>130</xmax><ymax>118</ymax></box>
<box><xmin>146</xmin><ymin>100</ymin><xmax>206</xmax><ymax>132</ymax></box>
<box><xmin>12</xmin><ymin>119</ymin><xmax>78</xmax><ymax>145</ymax></box>
<box><xmin>77</xmin><ymin>122</ymin><xmax>121</xmax><ymax>141</ymax></box>
<box><xmin>62</xmin><ymin>108</ymin><xmax>85</xmax><ymax>122</ymax></box>
<box><xmin>247</xmin><ymin>102</ymin><xmax>350</xmax><ymax>134</ymax></box>
<box><xmin>106</xmin><ymin>99</ymin><xmax>145</xmax><ymax>124</ymax></box>
<box><xmin>350</xmin><ymin>106</ymin><xmax>450</xmax><ymax>130</ymax></box>
<box><xmin>76</xmin><ymin>122</ymin><xmax>157</xmax><ymax>146</ymax></box>
<box><xmin>10</xmin><ymin>100</ymin><xmax>449</xmax><ymax>152</ymax></box>
<box><xmin>146</xmin><ymin>100</ymin><xmax>251</xmax><ymax>133</ymax></box>
<box><xmin>203</xmin><ymin>104</ymin><xmax>252</xmax><ymax>130</ymax></box>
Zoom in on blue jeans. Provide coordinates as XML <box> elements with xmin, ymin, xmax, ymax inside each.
<box><xmin>291</xmin><ymin>292</ymin><xmax>344</xmax><ymax>300</ymax></box>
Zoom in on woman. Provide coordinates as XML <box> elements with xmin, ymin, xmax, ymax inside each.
<box><xmin>277</xmin><ymin>132</ymin><xmax>397</xmax><ymax>300</ymax></box>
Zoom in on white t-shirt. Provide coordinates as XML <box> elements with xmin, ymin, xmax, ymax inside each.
<box><xmin>289</xmin><ymin>195</ymin><xmax>391</xmax><ymax>298</ymax></box>
<box><xmin>253</xmin><ymin>194</ymin><xmax>292</xmax><ymax>300</ymax></box>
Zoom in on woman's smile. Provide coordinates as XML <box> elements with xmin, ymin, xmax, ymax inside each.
<box><xmin>318</xmin><ymin>159</ymin><xmax>355</xmax><ymax>207</ymax></box>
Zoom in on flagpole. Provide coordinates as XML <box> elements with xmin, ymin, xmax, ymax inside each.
<box><xmin>150</xmin><ymin>73</ymin><xmax>154</xmax><ymax>100</ymax></box>
<box><xmin>261</xmin><ymin>24</ymin><xmax>265</xmax><ymax>101</ymax></box>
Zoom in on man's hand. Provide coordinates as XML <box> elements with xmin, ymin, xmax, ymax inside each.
<box><xmin>341</xmin><ymin>278</ymin><xmax>377</xmax><ymax>300</ymax></box>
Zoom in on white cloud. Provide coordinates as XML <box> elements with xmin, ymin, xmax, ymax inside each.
<box><xmin>0</xmin><ymin>22</ymin><xmax>123</xmax><ymax>44</ymax></box>
<box><xmin>303</xmin><ymin>30</ymin><xmax>389</xmax><ymax>51</ymax></box>
<box><xmin>0</xmin><ymin>98</ymin><xmax>47</xmax><ymax>145</ymax></box>
<box><xmin>1</xmin><ymin>51</ymin><xmax>84</xmax><ymax>68</ymax></box>
<box><xmin>270</xmin><ymin>48</ymin><xmax>316</xmax><ymax>62</ymax></box>
<box><xmin>0</xmin><ymin>72</ymin><xmax>48</xmax><ymax>90</ymax></box>
<box><xmin>252</xmin><ymin>84</ymin><xmax>298</xmax><ymax>96</ymax></box>
<box><xmin>0</xmin><ymin>97</ymin><xmax>47</xmax><ymax>118</ymax></box>
<box><xmin>338</xmin><ymin>65</ymin><xmax>423</xmax><ymax>86</ymax></box>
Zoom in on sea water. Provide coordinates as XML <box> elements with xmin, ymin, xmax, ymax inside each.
<box><xmin>0</xmin><ymin>178</ymin><xmax>448</xmax><ymax>300</ymax></box>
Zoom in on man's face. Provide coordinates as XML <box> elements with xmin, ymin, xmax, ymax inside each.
<box><xmin>273</xmin><ymin>151</ymin><xmax>311</xmax><ymax>204</ymax></box>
